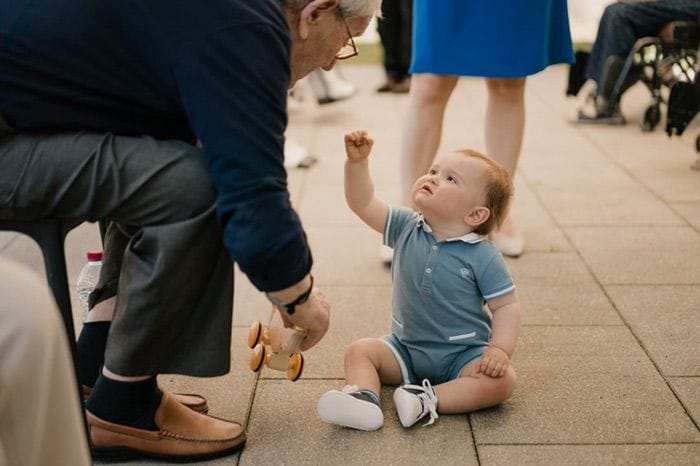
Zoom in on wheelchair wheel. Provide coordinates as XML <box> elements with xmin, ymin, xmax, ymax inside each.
<box><xmin>249</xmin><ymin>344</ymin><xmax>266</xmax><ymax>372</ymax></box>
<box><xmin>642</xmin><ymin>104</ymin><xmax>660</xmax><ymax>132</ymax></box>
<box><xmin>287</xmin><ymin>353</ymin><xmax>304</xmax><ymax>382</ymax></box>
<box><xmin>247</xmin><ymin>321</ymin><xmax>264</xmax><ymax>349</ymax></box>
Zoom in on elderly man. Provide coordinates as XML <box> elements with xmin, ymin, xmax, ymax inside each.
<box><xmin>0</xmin><ymin>0</ymin><xmax>379</xmax><ymax>461</ymax></box>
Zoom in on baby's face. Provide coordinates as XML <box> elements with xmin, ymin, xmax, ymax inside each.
<box><xmin>412</xmin><ymin>152</ymin><xmax>487</xmax><ymax>224</ymax></box>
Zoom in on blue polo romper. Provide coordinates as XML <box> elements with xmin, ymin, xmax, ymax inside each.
<box><xmin>381</xmin><ymin>207</ymin><xmax>515</xmax><ymax>385</ymax></box>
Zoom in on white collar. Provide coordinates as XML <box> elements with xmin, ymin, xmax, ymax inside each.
<box><xmin>417</xmin><ymin>214</ymin><xmax>484</xmax><ymax>244</ymax></box>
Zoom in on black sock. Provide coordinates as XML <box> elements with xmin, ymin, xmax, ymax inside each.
<box><xmin>76</xmin><ymin>321</ymin><xmax>111</xmax><ymax>388</ymax></box>
<box><xmin>85</xmin><ymin>375</ymin><xmax>162</xmax><ymax>431</ymax></box>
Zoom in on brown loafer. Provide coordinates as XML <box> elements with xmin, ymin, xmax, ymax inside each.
<box><xmin>82</xmin><ymin>384</ymin><xmax>208</xmax><ymax>413</ymax></box>
<box><xmin>87</xmin><ymin>391</ymin><xmax>246</xmax><ymax>462</ymax></box>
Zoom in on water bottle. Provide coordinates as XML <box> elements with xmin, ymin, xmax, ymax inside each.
<box><xmin>76</xmin><ymin>250</ymin><xmax>103</xmax><ymax>322</ymax></box>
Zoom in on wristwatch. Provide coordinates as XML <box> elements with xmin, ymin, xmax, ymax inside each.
<box><xmin>266</xmin><ymin>275</ymin><xmax>314</xmax><ymax>315</ymax></box>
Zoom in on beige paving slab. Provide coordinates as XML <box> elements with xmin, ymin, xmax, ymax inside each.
<box><xmin>305</xmin><ymin>225</ymin><xmax>392</xmax><ymax>287</ymax></box>
<box><xmin>669</xmin><ymin>377</ymin><xmax>700</xmax><ymax>427</ymax></box>
<box><xmin>232</xmin><ymin>267</ymin><xmax>277</xmax><ymax>328</ymax></box>
<box><xmin>506</xmin><ymin>252</ymin><xmax>621</xmax><ymax>326</ymax></box>
<box><xmin>583</xmin><ymin>123</ymin><xmax>700</xmax><ymax>204</ymax></box>
<box><xmin>566</xmin><ymin>226</ymin><xmax>700</xmax><ymax>284</ymax></box>
<box><xmin>672</xmin><ymin>202</ymin><xmax>700</xmax><ymax>230</ymax></box>
<box><xmin>297</xmin><ymin>180</ymin><xmax>358</xmax><ymax>226</ymax></box>
<box><xmin>510</xmin><ymin>176</ymin><xmax>573</xmax><ymax>254</ymax></box>
<box><xmin>606</xmin><ymin>285</ymin><xmax>700</xmax><ymax>376</ymax></box>
<box><xmin>241</xmin><ymin>380</ymin><xmax>477</xmax><ymax>466</ymax></box>
<box><xmin>473</xmin><ymin>326</ymin><xmax>700</xmax><ymax>444</ymax></box>
<box><xmin>479</xmin><ymin>444</ymin><xmax>700</xmax><ymax>466</ymax></box>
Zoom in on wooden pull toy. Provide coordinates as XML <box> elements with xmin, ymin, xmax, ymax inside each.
<box><xmin>247</xmin><ymin>312</ymin><xmax>307</xmax><ymax>382</ymax></box>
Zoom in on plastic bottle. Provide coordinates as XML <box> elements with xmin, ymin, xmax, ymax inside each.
<box><xmin>76</xmin><ymin>250</ymin><xmax>103</xmax><ymax>322</ymax></box>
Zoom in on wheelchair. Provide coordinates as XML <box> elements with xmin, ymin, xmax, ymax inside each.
<box><xmin>612</xmin><ymin>20</ymin><xmax>699</xmax><ymax>132</ymax></box>
<box><xmin>568</xmin><ymin>20</ymin><xmax>699</xmax><ymax>132</ymax></box>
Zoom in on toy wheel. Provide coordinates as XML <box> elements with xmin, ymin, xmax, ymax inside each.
<box><xmin>287</xmin><ymin>353</ymin><xmax>304</xmax><ymax>382</ymax></box>
<box><xmin>249</xmin><ymin>344</ymin><xmax>266</xmax><ymax>372</ymax></box>
<box><xmin>641</xmin><ymin>104</ymin><xmax>660</xmax><ymax>132</ymax></box>
<box><xmin>247</xmin><ymin>321</ymin><xmax>264</xmax><ymax>349</ymax></box>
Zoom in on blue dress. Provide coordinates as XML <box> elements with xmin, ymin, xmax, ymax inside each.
<box><xmin>411</xmin><ymin>0</ymin><xmax>574</xmax><ymax>77</ymax></box>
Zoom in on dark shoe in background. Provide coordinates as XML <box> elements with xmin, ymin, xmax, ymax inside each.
<box><xmin>567</xmin><ymin>51</ymin><xmax>590</xmax><ymax>97</ymax></box>
<box><xmin>376</xmin><ymin>76</ymin><xmax>410</xmax><ymax>94</ymax></box>
<box><xmin>376</xmin><ymin>77</ymin><xmax>397</xmax><ymax>93</ymax></box>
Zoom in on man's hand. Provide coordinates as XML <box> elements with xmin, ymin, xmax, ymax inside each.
<box><xmin>344</xmin><ymin>130</ymin><xmax>373</xmax><ymax>162</ymax></box>
<box><xmin>477</xmin><ymin>345</ymin><xmax>510</xmax><ymax>377</ymax></box>
<box><xmin>277</xmin><ymin>288</ymin><xmax>330</xmax><ymax>351</ymax></box>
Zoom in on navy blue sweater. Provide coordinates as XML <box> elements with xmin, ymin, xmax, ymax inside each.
<box><xmin>0</xmin><ymin>0</ymin><xmax>312</xmax><ymax>291</ymax></box>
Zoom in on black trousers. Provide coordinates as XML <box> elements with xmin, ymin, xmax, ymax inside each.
<box><xmin>377</xmin><ymin>0</ymin><xmax>413</xmax><ymax>81</ymax></box>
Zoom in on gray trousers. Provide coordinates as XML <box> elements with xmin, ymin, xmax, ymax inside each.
<box><xmin>0</xmin><ymin>130</ymin><xmax>233</xmax><ymax>377</ymax></box>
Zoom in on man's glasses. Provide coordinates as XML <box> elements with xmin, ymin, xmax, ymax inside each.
<box><xmin>336</xmin><ymin>16</ymin><xmax>359</xmax><ymax>60</ymax></box>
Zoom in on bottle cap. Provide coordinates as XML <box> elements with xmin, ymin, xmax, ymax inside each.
<box><xmin>86</xmin><ymin>250</ymin><xmax>103</xmax><ymax>261</ymax></box>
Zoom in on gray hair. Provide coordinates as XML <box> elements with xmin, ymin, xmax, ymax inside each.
<box><xmin>285</xmin><ymin>0</ymin><xmax>382</xmax><ymax>18</ymax></box>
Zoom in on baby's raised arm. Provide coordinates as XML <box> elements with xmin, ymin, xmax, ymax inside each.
<box><xmin>344</xmin><ymin>131</ymin><xmax>389</xmax><ymax>234</ymax></box>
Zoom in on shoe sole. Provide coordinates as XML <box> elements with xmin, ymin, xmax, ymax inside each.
<box><xmin>91</xmin><ymin>440</ymin><xmax>245</xmax><ymax>463</ymax></box>
<box><xmin>317</xmin><ymin>391</ymin><xmax>383</xmax><ymax>431</ymax></box>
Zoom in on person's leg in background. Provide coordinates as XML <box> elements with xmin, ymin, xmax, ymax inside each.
<box><xmin>579</xmin><ymin>0</ymin><xmax>699</xmax><ymax>122</ymax></box>
<box><xmin>399</xmin><ymin>73</ymin><xmax>459</xmax><ymax>207</ymax></box>
<box><xmin>377</xmin><ymin>0</ymin><xmax>413</xmax><ymax>93</ymax></box>
<box><xmin>0</xmin><ymin>257</ymin><xmax>91</xmax><ymax>466</ymax></box>
<box><xmin>485</xmin><ymin>77</ymin><xmax>527</xmax><ymax>257</ymax></box>
<box><xmin>309</xmin><ymin>68</ymin><xmax>357</xmax><ymax>104</ymax></box>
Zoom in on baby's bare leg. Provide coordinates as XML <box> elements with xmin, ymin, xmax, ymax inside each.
<box><xmin>345</xmin><ymin>338</ymin><xmax>403</xmax><ymax>395</ymax></box>
<box><xmin>435</xmin><ymin>360</ymin><xmax>517</xmax><ymax>414</ymax></box>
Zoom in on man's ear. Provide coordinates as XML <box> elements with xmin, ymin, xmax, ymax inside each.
<box><xmin>464</xmin><ymin>206</ymin><xmax>490</xmax><ymax>228</ymax></box>
<box><xmin>298</xmin><ymin>0</ymin><xmax>340</xmax><ymax>39</ymax></box>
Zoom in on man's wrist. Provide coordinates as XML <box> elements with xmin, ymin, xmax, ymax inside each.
<box><xmin>266</xmin><ymin>275</ymin><xmax>313</xmax><ymax>315</ymax></box>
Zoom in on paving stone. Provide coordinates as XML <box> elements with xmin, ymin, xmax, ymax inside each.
<box><xmin>507</xmin><ymin>252</ymin><xmax>621</xmax><ymax>326</ymax></box>
<box><xmin>672</xmin><ymin>202</ymin><xmax>700</xmax><ymax>230</ymax></box>
<box><xmin>479</xmin><ymin>444</ymin><xmax>700</xmax><ymax>466</ymax></box>
<box><xmin>606</xmin><ymin>285</ymin><xmax>700</xmax><ymax>376</ymax></box>
<box><xmin>304</xmin><ymin>225</ymin><xmax>393</xmax><ymax>287</ymax></box>
<box><xmin>472</xmin><ymin>327</ymin><xmax>700</xmax><ymax>444</ymax></box>
<box><xmin>668</xmin><ymin>377</ymin><xmax>700</xmax><ymax>427</ymax></box>
<box><xmin>566</xmin><ymin>226</ymin><xmax>700</xmax><ymax>284</ymax></box>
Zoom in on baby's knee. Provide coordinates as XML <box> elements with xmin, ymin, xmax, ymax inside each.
<box><xmin>495</xmin><ymin>367</ymin><xmax>517</xmax><ymax>401</ymax></box>
<box><xmin>345</xmin><ymin>338</ymin><xmax>376</xmax><ymax>360</ymax></box>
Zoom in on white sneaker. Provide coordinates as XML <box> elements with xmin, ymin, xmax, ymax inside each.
<box><xmin>393</xmin><ymin>379</ymin><xmax>439</xmax><ymax>428</ymax></box>
<box><xmin>317</xmin><ymin>385</ymin><xmax>383</xmax><ymax>431</ymax></box>
<box><xmin>379</xmin><ymin>245</ymin><xmax>393</xmax><ymax>265</ymax></box>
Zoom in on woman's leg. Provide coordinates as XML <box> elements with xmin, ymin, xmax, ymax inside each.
<box><xmin>485</xmin><ymin>77</ymin><xmax>527</xmax><ymax>256</ymax></box>
<box><xmin>400</xmin><ymin>73</ymin><xmax>459</xmax><ymax>207</ymax></box>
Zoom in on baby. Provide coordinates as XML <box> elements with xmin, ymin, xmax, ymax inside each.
<box><xmin>317</xmin><ymin>130</ymin><xmax>522</xmax><ymax>430</ymax></box>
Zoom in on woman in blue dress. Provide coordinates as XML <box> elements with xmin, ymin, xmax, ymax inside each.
<box><xmin>399</xmin><ymin>1</ymin><xmax>573</xmax><ymax>257</ymax></box>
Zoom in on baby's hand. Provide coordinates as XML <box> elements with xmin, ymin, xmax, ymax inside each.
<box><xmin>344</xmin><ymin>130</ymin><xmax>374</xmax><ymax>162</ymax></box>
<box><xmin>477</xmin><ymin>346</ymin><xmax>510</xmax><ymax>378</ymax></box>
